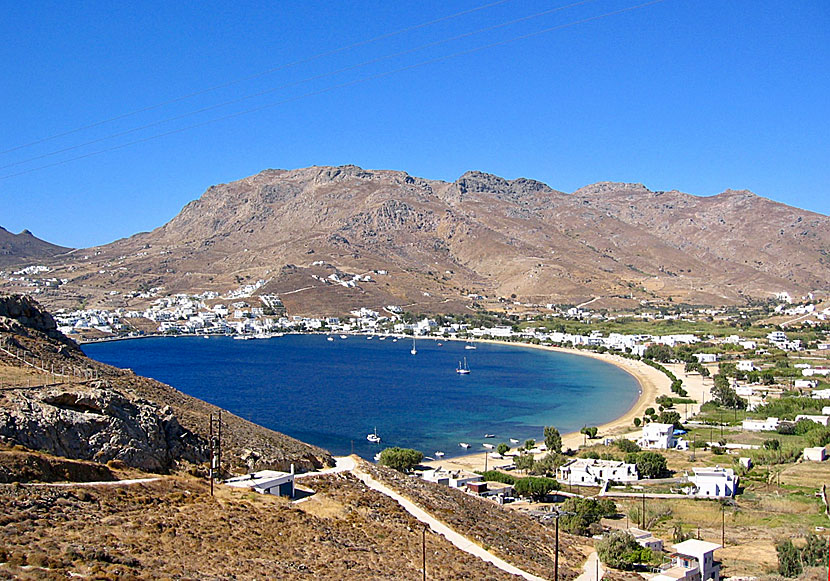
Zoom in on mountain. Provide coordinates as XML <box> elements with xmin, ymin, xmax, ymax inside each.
<box><xmin>9</xmin><ymin>165</ymin><xmax>830</xmax><ymax>312</ymax></box>
<box><xmin>0</xmin><ymin>226</ymin><xmax>72</xmax><ymax>268</ymax></box>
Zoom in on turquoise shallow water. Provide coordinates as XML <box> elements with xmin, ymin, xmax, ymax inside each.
<box><xmin>83</xmin><ymin>335</ymin><xmax>639</xmax><ymax>459</ymax></box>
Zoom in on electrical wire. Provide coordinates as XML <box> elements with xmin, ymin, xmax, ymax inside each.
<box><xmin>0</xmin><ymin>0</ymin><xmax>514</xmax><ymax>156</ymax></box>
<box><xmin>0</xmin><ymin>0</ymin><xmax>666</xmax><ymax>182</ymax></box>
<box><xmin>0</xmin><ymin>0</ymin><xmax>597</xmax><ymax>172</ymax></box>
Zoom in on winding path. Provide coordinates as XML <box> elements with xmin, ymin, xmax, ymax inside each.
<box><xmin>330</xmin><ymin>457</ymin><xmax>548</xmax><ymax>581</ymax></box>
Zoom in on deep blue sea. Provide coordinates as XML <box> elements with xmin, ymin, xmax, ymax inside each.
<box><xmin>83</xmin><ymin>335</ymin><xmax>639</xmax><ymax>459</ymax></box>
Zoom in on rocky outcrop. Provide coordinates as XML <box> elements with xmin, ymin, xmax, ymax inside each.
<box><xmin>0</xmin><ymin>382</ymin><xmax>206</xmax><ymax>473</ymax></box>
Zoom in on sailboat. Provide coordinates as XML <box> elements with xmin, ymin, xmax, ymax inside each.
<box><xmin>366</xmin><ymin>427</ymin><xmax>381</xmax><ymax>443</ymax></box>
<box><xmin>456</xmin><ymin>357</ymin><xmax>471</xmax><ymax>375</ymax></box>
<box><xmin>465</xmin><ymin>340</ymin><xmax>477</xmax><ymax>350</ymax></box>
<box><xmin>410</xmin><ymin>336</ymin><xmax>417</xmax><ymax>355</ymax></box>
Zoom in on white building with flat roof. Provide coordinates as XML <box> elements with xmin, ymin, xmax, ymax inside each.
<box><xmin>224</xmin><ymin>470</ymin><xmax>295</xmax><ymax>497</ymax></box>
<box><xmin>556</xmin><ymin>458</ymin><xmax>638</xmax><ymax>486</ymax></box>
<box><xmin>741</xmin><ymin>417</ymin><xmax>779</xmax><ymax>432</ymax></box>
<box><xmin>638</xmin><ymin>423</ymin><xmax>677</xmax><ymax>449</ymax></box>
<box><xmin>686</xmin><ymin>467</ymin><xmax>737</xmax><ymax>498</ymax></box>
<box><xmin>653</xmin><ymin>540</ymin><xmax>722</xmax><ymax>581</ymax></box>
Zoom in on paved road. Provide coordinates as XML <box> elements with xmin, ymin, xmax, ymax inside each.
<box><xmin>575</xmin><ymin>551</ymin><xmax>605</xmax><ymax>581</ymax></box>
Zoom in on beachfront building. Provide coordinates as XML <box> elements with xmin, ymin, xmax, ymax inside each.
<box><xmin>556</xmin><ymin>458</ymin><xmax>638</xmax><ymax>486</ymax></box>
<box><xmin>685</xmin><ymin>467</ymin><xmax>738</xmax><ymax>498</ymax></box>
<box><xmin>638</xmin><ymin>423</ymin><xmax>677</xmax><ymax>449</ymax></box>
<box><xmin>652</xmin><ymin>540</ymin><xmax>722</xmax><ymax>581</ymax></box>
<box><xmin>224</xmin><ymin>470</ymin><xmax>295</xmax><ymax>497</ymax></box>
<box><xmin>421</xmin><ymin>468</ymin><xmax>482</xmax><ymax>489</ymax></box>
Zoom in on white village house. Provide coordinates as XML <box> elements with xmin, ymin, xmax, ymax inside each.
<box><xmin>638</xmin><ymin>423</ymin><xmax>677</xmax><ymax>449</ymax></box>
<box><xmin>556</xmin><ymin>458</ymin><xmax>638</xmax><ymax>486</ymax></box>
<box><xmin>652</xmin><ymin>540</ymin><xmax>722</xmax><ymax>581</ymax></box>
<box><xmin>685</xmin><ymin>467</ymin><xmax>738</xmax><ymax>498</ymax></box>
<box><xmin>224</xmin><ymin>470</ymin><xmax>295</xmax><ymax>497</ymax></box>
<box><xmin>741</xmin><ymin>417</ymin><xmax>780</xmax><ymax>432</ymax></box>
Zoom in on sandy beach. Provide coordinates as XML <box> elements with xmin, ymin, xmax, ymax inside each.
<box><xmin>424</xmin><ymin>342</ymin><xmax>692</xmax><ymax>474</ymax></box>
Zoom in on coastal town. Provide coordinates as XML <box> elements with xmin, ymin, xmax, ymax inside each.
<box><xmin>2</xmin><ymin>268</ymin><xmax>828</xmax><ymax>578</ymax></box>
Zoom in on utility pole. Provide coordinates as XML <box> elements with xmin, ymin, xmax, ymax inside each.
<box><xmin>422</xmin><ymin>525</ymin><xmax>427</xmax><ymax>581</ymax></box>
<box><xmin>208</xmin><ymin>412</ymin><xmax>222</xmax><ymax>496</ymax></box>
<box><xmin>721</xmin><ymin>503</ymin><xmax>725</xmax><ymax>547</ymax></box>
<box><xmin>642</xmin><ymin>493</ymin><xmax>646</xmax><ymax>528</ymax></box>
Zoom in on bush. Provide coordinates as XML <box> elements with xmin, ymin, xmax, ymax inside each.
<box><xmin>625</xmin><ymin>451</ymin><xmax>669</xmax><ymax>479</ymax></box>
<box><xmin>597</xmin><ymin>531</ymin><xmax>652</xmax><ymax>570</ymax></box>
<box><xmin>615</xmin><ymin>439</ymin><xmax>641</xmax><ymax>453</ymax></box>
<box><xmin>513</xmin><ymin>476</ymin><xmax>559</xmax><ymax>501</ymax></box>
<box><xmin>377</xmin><ymin>447</ymin><xmax>424</xmax><ymax>473</ymax></box>
<box><xmin>560</xmin><ymin>497</ymin><xmax>617</xmax><ymax>535</ymax></box>
<box><xmin>481</xmin><ymin>470</ymin><xmax>516</xmax><ymax>485</ymax></box>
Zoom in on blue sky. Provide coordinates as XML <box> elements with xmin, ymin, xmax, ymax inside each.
<box><xmin>1</xmin><ymin>0</ymin><xmax>827</xmax><ymax>248</ymax></box>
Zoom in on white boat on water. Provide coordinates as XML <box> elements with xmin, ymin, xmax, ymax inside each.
<box><xmin>410</xmin><ymin>336</ymin><xmax>417</xmax><ymax>355</ymax></box>
<box><xmin>327</xmin><ymin>336</ymin><xmax>334</xmax><ymax>341</ymax></box>
<box><xmin>340</xmin><ymin>335</ymin><xmax>348</xmax><ymax>339</ymax></box>
<box><xmin>509</xmin><ymin>438</ymin><xmax>520</xmax><ymax>444</ymax></box>
<box><xmin>465</xmin><ymin>340</ymin><xmax>477</xmax><ymax>350</ymax></box>
<box><xmin>367</xmin><ymin>428</ymin><xmax>381</xmax><ymax>443</ymax></box>
<box><xmin>367</xmin><ymin>336</ymin><xmax>374</xmax><ymax>340</ymax></box>
<box><xmin>484</xmin><ymin>434</ymin><xmax>495</xmax><ymax>438</ymax></box>
<box><xmin>456</xmin><ymin>357</ymin><xmax>471</xmax><ymax>374</ymax></box>
<box><xmin>434</xmin><ymin>451</ymin><xmax>445</xmax><ymax>458</ymax></box>
<box><xmin>233</xmin><ymin>335</ymin><xmax>253</xmax><ymax>340</ymax></box>
<box><xmin>459</xmin><ymin>442</ymin><xmax>470</xmax><ymax>449</ymax></box>
<box><xmin>483</xmin><ymin>443</ymin><xmax>495</xmax><ymax>450</ymax></box>
<box><xmin>374</xmin><ymin>453</ymin><xmax>381</xmax><ymax>462</ymax></box>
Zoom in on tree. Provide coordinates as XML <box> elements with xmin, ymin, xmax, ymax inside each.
<box><xmin>497</xmin><ymin>442</ymin><xmax>510</xmax><ymax>456</ymax></box>
<box><xmin>481</xmin><ymin>470</ymin><xmax>516</xmax><ymax>485</ymax></box>
<box><xmin>513</xmin><ymin>476</ymin><xmax>559</xmax><ymax>501</ymax></box>
<box><xmin>377</xmin><ymin>447</ymin><xmax>424</xmax><ymax>473</ymax></box>
<box><xmin>596</xmin><ymin>531</ymin><xmax>652</xmax><ymax>570</ymax></box>
<box><xmin>710</xmin><ymin>379</ymin><xmax>747</xmax><ymax>409</ymax></box>
<box><xmin>626</xmin><ymin>451</ymin><xmax>668</xmax><ymax>479</ymax></box>
<box><xmin>633</xmin><ymin>417</ymin><xmax>642</xmax><ymax>427</ymax></box>
<box><xmin>614</xmin><ymin>439</ymin><xmax>640</xmax><ymax>453</ymax></box>
<box><xmin>544</xmin><ymin>426</ymin><xmax>562</xmax><ymax>453</ymax></box>
<box><xmin>580</xmin><ymin>426</ymin><xmax>598</xmax><ymax>439</ymax></box>
<box><xmin>644</xmin><ymin>344</ymin><xmax>673</xmax><ymax>363</ymax></box>
<box><xmin>560</xmin><ymin>497</ymin><xmax>618</xmax><ymax>535</ymax></box>
<box><xmin>657</xmin><ymin>410</ymin><xmax>682</xmax><ymax>429</ymax></box>
<box><xmin>524</xmin><ymin>439</ymin><xmax>536</xmax><ymax>450</ymax></box>
<box><xmin>514</xmin><ymin>452</ymin><xmax>535</xmax><ymax>473</ymax></box>
<box><xmin>763</xmin><ymin>438</ymin><xmax>780</xmax><ymax>451</ymax></box>
<box><xmin>531</xmin><ymin>452</ymin><xmax>565</xmax><ymax>476</ymax></box>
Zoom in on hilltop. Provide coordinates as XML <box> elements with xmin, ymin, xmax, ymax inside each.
<box><xmin>2</xmin><ymin>165</ymin><xmax>829</xmax><ymax>314</ymax></box>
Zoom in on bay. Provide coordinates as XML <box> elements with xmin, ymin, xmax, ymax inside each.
<box><xmin>83</xmin><ymin>335</ymin><xmax>639</xmax><ymax>460</ymax></box>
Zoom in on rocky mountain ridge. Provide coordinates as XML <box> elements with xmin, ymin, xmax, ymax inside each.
<box><xmin>4</xmin><ymin>165</ymin><xmax>829</xmax><ymax>313</ymax></box>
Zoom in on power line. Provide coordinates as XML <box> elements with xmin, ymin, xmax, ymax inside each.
<box><xmin>0</xmin><ymin>0</ymin><xmax>514</xmax><ymax>157</ymax></box>
<box><xmin>0</xmin><ymin>0</ymin><xmax>666</xmax><ymax>182</ymax></box>
<box><xmin>0</xmin><ymin>0</ymin><xmax>597</xmax><ymax>172</ymax></box>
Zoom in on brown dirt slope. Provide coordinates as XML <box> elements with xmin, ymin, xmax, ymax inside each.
<box><xmin>0</xmin><ymin>473</ymin><xmax>523</xmax><ymax>580</ymax></box>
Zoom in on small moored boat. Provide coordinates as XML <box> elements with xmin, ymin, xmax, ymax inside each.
<box><xmin>459</xmin><ymin>442</ymin><xmax>470</xmax><ymax>449</ymax></box>
<box><xmin>367</xmin><ymin>428</ymin><xmax>381</xmax><ymax>444</ymax></box>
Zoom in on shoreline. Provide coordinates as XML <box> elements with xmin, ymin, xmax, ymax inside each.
<box><xmin>424</xmin><ymin>340</ymin><xmax>677</xmax><ymax>473</ymax></box>
<box><xmin>83</xmin><ymin>331</ymin><xmax>694</xmax><ymax>469</ymax></box>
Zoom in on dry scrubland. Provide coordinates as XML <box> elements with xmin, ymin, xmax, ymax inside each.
<box><xmin>0</xmin><ymin>467</ymin><xmax>534</xmax><ymax>580</ymax></box>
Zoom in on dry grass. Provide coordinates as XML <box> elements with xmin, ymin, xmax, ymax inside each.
<box><xmin>0</xmin><ymin>472</ymin><xmax>524</xmax><ymax>580</ymax></box>
<box><xmin>360</xmin><ymin>460</ymin><xmax>590</xmax><ymax>580</ymax></box>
